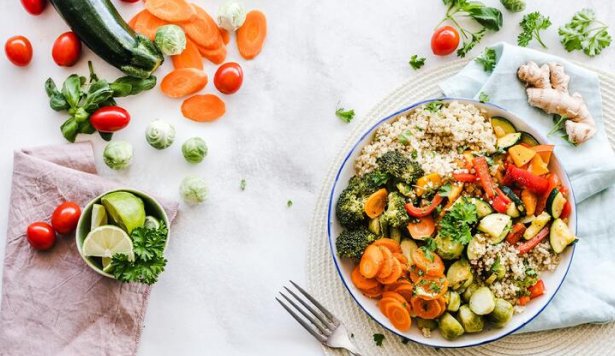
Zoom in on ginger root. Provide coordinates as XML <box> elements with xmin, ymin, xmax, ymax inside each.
<box><xmin>517</xmin><ymin>61</ymin><xmax>596</xmax><ymax>144</ymax></box>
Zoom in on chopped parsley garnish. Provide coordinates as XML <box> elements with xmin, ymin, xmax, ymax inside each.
<box><xmin>409</xmin><ymin>55</ymin><xmax>426</xmax><ymax>70</ymax></box>
<box><xmin>438</xmin><ymin>198</ymin><xmax>478</xmax><ymax>245</ymax></box>
<box><xmin>438</xmin><ymin>183</ymin><xmax>453</xmax><ymax>198</ymax></box>
<box><xmin>287</xmin><ymin>200</ymin><xmax>293</xmax><ymax>207</ymax></box>
<box><xmin>518</xmin><ymin>11</ymin><xmax>552</xmax><ymax>48</ymax></box>
<box><xmin>475</xmin><ymin>47</ymin><xmax>496</xmax><ymax>72</ymax></box>
<box><xmin>411</xmin><ymin>151</ymin><xmax>418</xmax><ymax>159</ymax></box>
<box><xmin>336</xmin><ymin>107</ymin><xmax>356</xmax><ymax>123</ymax></box>
<box><xmin>398</xmin><ymin>130</ymin><xmax>413</xmax><ymax>145</ymax></box>
<box><xmin>425</xmin><ymin>101</ymin><xmax>443</xmax><ymax>113</ymax></box>
<box><xmin>559</xmin><ymin>8</ymin><xmax>611</xmax><ymax>57</ymax></box>
<box><xmin>430</xmin><ymin>282</ymin><xmax>441</xmax><ymax>293</ymax></box>
<box><xmin>491</xmin><ymin>257</ymin><xmax>502</xmax><ymax>272</ymax></box>
<box><xmin>373</xmin><ymin>333</ymin><xmax>385</xmax><ymax>346</ymax></box>
<box><xmin>420</xmin><ymin>238</ymin><xmax>438</xmax><ymax>262</ymax></box>
<box><xmin>240</xmin><ymin>179</ymin><xmax>247</xmax><ymax>191</ymax></box>
<box><xmin>479</xmin><ymin>92</ymin><xmax>489</xmax><ymax>103</ymax></box>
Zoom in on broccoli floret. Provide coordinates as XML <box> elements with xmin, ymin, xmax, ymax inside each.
<box><xmin>381</xmin><ymin>192</ymin><xmax>410</xmax><ymax>228</ymax></box>
<box><xmin>335</xmin><ymin>174</ymin><xmax>384</xmax><ymax>228</ymax></box>
<box><xmin>336</xmin><ymin>227</ymin><xmax>377</xmax><ymax>260</ymax></box>
<box><xmin>376</xmin><ymin>151</ymin><xmax>423</xmax><ymax>185</ymax></box>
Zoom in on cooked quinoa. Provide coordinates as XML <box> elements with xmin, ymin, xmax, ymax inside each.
<box><xmin>354</xmin><ymin>101</ymin><xmax>496</xmax><ymax>177</ymax></box>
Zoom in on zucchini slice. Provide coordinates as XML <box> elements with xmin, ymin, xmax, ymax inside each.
<box><xmin>523</xmin><ymin>211</ymin><xmax>551</xmax><ymax>240</ymax></box>
<box><xmin>520</xmin><ymin>131</ymin><xmax>540</xmax><ymax>147</ymax></box>
<box><xmin>505</xmin><ymin>202</ymin><xmax>521</xmax><ymax>218</ymax></box>
<box><xmin>550</xmin><ymin>218</ymin><xmax>577</xmax><ymax>253</ymax></box>
<box><xmin>500</xmin><ymin>186</ymin><xmax>525</xmax><ymax>215</ymax></box>
<box><xmin>469</xmin><ymin>287</ymin><xmax>496</xmax><ymax>315</ymax></box>
<box><xmin>546</xmin><ymin>188</ymin><xmax>567</xmax><ymax>219</ymax></box>
<box><xmin>491</xmin><ymin>117</ymin><xmax>517</xmax><ymax>137</ymax></box>
<box><xmin>497</xmin><ymin>133</ymin><xmax>522</xmax><ymax>149</ymax></box>
<box><xmin>469</xmin><ymin>198</ymin><xmax>493</xmax><ymax>218</ymax></box>
<box><xmin>478</xmin><ymin>214</ymin><xmax>512</xmax><ymax>244</ymax></box>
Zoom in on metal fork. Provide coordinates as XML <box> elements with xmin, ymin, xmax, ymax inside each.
<box><xmin>276</xmin><ymin>281</ymin><xmax>362</xmax><ymax>356</ymax></box>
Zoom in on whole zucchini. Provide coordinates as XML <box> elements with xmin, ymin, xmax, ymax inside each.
<box><xmin>50</xmin><ymin>0</ymin><xmax>163</xmax><ymax>78</ymax></box>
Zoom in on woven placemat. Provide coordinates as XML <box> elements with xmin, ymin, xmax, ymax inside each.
<box><xmin>306</xmin><ymin>59</ymin><xmax>615</xmax><ymax>355</ymax></box>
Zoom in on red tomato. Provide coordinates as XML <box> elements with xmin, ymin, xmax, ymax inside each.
<box><xmin>52</xmin><ymin>32</ymin><xmax>82</xmax><ymax>67</ymax></box>
<box><xmin>214</xmin><ymin>62</ymin><xmax>243</xmax><ymax>95</ymax></box>
<box><xmin>90</xmin><ymin>106</ymin><xmax>131</xmax><ymax>133</ymax></box>
<box><xmin>21</xmin><ymin>0</ymin><xmax>47</xmax><ymax>15</ymax></box>
<box><xmin>51</xmin><ymin>201</ymin><xmax>81</xmax><ymax>235</ymax></box>
<box><xmin>26</xmin><ymin>222</ymin><xmax>56</xmax><ymax>250</ymax></box>
<box><xmin>5</xmin><ymin>36</ymin><xmax>33</xmax><ymax>67</ymax></box>
<box><xmin>431</xmin><ymin>26</ymin><xmax>460</xmax><ymax>56</ymax></box>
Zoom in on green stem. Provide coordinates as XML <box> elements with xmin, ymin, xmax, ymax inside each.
<box><xmin>535</xmin><ymin>31</ymin><xmax>547</xmax><ymax>49</ymax></box>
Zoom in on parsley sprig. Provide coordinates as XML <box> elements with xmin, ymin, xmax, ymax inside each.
<box><xmin>518</xmin><ymin>11</ymin><xmax>552</xmax><ymax>48</ymax></box>
<box><xmin>559</xmin><ymin>9</ymin><xmax>612</xmax><ymax>57</ymax></box>
<box><xmin>438</xmin><ymin>198</ymin><xmax>478</xmax><ymax>245</ymax></box>
<box><xmin>409</xmin><ymin>55</ymin><xmax>426</xmax><ymax>70</ymax></box>
<box><xmin>475</xmin><ymin>47</ymin><xmax>496</xmax><ymax>72</ymax></box>
<box><xmin>373</xmin><ymin>333</ymin><xmax>385</xmax><ymax>346</ymax></box>
<box><xmin>336</xmin><ymin>107</ymin><xmax>355</xmax><ymax>123</ymax></box>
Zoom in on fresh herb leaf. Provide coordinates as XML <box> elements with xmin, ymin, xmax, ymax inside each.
<box><xmin>420</xmin><ymin>238</ymin><xmax>437</xmax><ymax>262</ymax></box>
<box><xmin>518</xmin><ymin>11</ymin><xmax>551</xmax><ymax>48</ymax></box>
<box><xmin>373</xmin><ymin>333</ymin><xmax>385</xmax><ymax>346</ymax></box>
<box><xmin>425</xmin><ymin>101</ymin><xmax>443</xmax><ymax>112</ymax></box>
<box><xmin>398</xmin><ymin>130</ymin><xmax>413</xmax><ymax>145</ymax></box>
<box><xmin>457</xmin><ymin>29</ymin><xmax>487</xmax><ymax>58</ymax></box>
<box><xmin>526</xmin><ymin>268</ymin><xmax>537</xmax><ymax>277</ymax></box>
<box><xmin>475</xmin><ymin>47</ymin><xmax>496</xmax><ymax>72</ymax></box>
<box><xmin>438</xmin><ymin>183</ymin><xmax>453</xmax><ymax>197</ymax></box>
<box><xmin>558</xmin><ymin>9</ymin><xmax>611</xmax><ymax>57</ymax></box>
<box><xmin>479</xmin><ymin>92</ymin><xmax>489</xmax><ymax>103</ymax></box>
<box><xmin>439</xmin><ymin>198</ymin><xmax>478</xmax><ymax>245</ymax></box>
<box><xmin>467</xmin><ymin>6</ymin><xmax>503</xmax><ymax>31</ymax></box>
<box><xmin>548</xmin><ymin>114</ymin><xmax>568</xmax><ymax>136</ymax></box>
<box><xmin>240</xmin><ymin>179</ymin><xmax>247</xmax><ymax>191</ymax></box>
<box><xmin>409</xmin><ymin>55</ymin><xmax>426</xmax><ymax>70</ymax></box>
<box><xmin>491</xmin><ymin>257</ymin><xmax>502</xmax><ymax>273</ymax></box>
<box><xmin>336</xmin><ymin>107</ymin><xmax>355</xmax><ymax>123</ymax></box>
<box><xmin>287</xmin><ymin>200</ymin><xmax>293</xmax><ymax>207</ymax></box>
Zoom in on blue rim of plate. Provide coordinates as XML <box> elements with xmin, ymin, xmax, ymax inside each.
<box><xmin>326</xmin><ymin>97</ymin><xmax>577</xmax><ymax>349</ymax></box>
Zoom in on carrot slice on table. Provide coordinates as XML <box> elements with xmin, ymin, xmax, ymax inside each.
<box><xmin>406</xmin><ymin>215</ymin><xmax>435</xmax><ymax>240</ymax></box>
<box><xmin>359</xmin><ymin>244</ymin><xmax>384</xmax><ymax>279</ymax></box>
<box><xmin>130</xmin><ymin>10</ymin><xmax>169</xmax><ymax>40</ymax></box>
<box><xmin>385</xmin><ymin>302</ymin><xmax>412</xmax><ymax>331</ymax></box>
<box><xmin>172</xmin><ymin>38</ymin><xmax>203</xmax><ymax>70</ymax></box>
<box><xmin>237</xmin><ymin>10</ymin><xmax>267</xmax><ymax>59</ymax></box>
<box><xmin>373</xmin><ymin>238</ymin><xmax>401</xmax><ymax>254</ymax></box>
<box><xmin>219</xmin><ymin>28</ymin><xmax>230</xmax><ymax>45</ymax></box>
<box><xmin>361</xmin><ymin>285</ymin><xmax>383</xmax><ymax>298</ymax></box>
<box><xmin>376</xmin><ymin>246</ymin><xmax>394</xmax><ymax>280</ymax></box>
<box><xmin>351</xmin><ymin>265</ymin><xmax>379</xmax><ymax>291</ymax></box>
<box><xmin>144</xmin><ymin>0</ymin><xmax>196</xmax><ymax>22</ymax></box>
<box><xmin>364</xmin><ymin>188</ymin><xmax>388</xmax><ymax>219</ymax></box>
<box><xmin>181</xmin><ymin>94</ymin><xmax>226</xmax><ymax>122</ymax></box>
<box><xmin>183</xmin><ymin>5</ymin><xmax>223</xmax><ymax>49</ymax></box>
<box><xmin>411</xmin><ymin>296</ymin><xmax>442</xmax><ymax>320</ymax></box>
<box><xmin>198</xmin><ymin>44</ymin><xmax>227</xmax><ymax>64</ymax></box>
<box><xmin>161</xmin><ymin>68</ymin><xmax>208</xmax><ymax>98</ymax></box>
<box><xmin>377</xmin><ymin>258</ymin><xmax>403</xmax><ymax>285</ymax></box>
<box><xmin>412</xmin><ymin>248</ymin><xmax>444</xmax><ymax>277</ymax></box>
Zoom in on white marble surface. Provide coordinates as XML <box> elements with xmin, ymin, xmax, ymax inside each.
<box><xmin>1</xmin><ymin>1</ymin><xmax>614</xmax><ymax>355</ymax></box>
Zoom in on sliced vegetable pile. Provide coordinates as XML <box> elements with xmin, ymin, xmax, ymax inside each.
<box><xmin>335</xmin><ymin>103</ymin><xmax>577</xmax><ymax>340</ymax></box>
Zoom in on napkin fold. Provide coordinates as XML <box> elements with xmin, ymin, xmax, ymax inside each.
<box><xmin>440</xmin><ymin>42</ymin><xmax>615</xmax><ymax>332</ymax></box>
<box><xmin>0</xmin><ymin>142</ymin><xmax>178</xmax><ymax>355</ymax></box>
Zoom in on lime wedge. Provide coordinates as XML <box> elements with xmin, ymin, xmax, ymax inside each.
<box><xmin>101</xmin><ymin>191</ymin><xmax>145</xmax><ymax>234</ymax></box>
<box><xmin>102</xmin><ymin>257</ymin><xmax>114</xmax><ymax>273</ymax></box>
<box><xmin>91</xmin><ymin>204</ymin><xmax>108</xmax><ymax>229</ymax></box>
<box><xmin>82</xmin><ymin>226</ymin><xmax>134</xmax><ymax>260</ymax></box>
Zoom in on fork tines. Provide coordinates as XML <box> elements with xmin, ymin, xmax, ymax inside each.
<box><xmin>276</xmin><ymin>280</ymin><xmax>340</xmax><ymax>343</ymax></box>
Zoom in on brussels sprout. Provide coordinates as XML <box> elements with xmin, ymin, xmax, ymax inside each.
<box><xmin>462</xmin><ymin>283</ymin><xmax>479</xmax><ymax>303</ymax></box>
<box><xmin>180</xmin><ymin>175</ymin><xmax>208</xmax><ymax>204</ymax></box>
<box><xmin>145</xmin><ymin>119</ymin><xmax>176</xmax><ymax>150</ymax></box>
<box><xmin>469</xmin><ymin>286</ymin><xmax>496</xmax><ymax>315</ymax></box>
<box><xmin>154</xmin><ymin>25</ymin><xmax>186</xmax><ymax>56</ymax></box>
<box><xmin>457</xmin><ymin>305</ymin><xmax>485</xmax><ymax>333</ymax></box>
<box><xmin>103</xmin><ymin>141</ymin><xmax>133</xmax><ymax>170</ymax></box>
<box><xmin>435</xmin><ymin>234</ymin><xmax>464</xmax><ymax>260</ymax></box>
<box><xmin>216</xmin><ymin>0</ymin><xmax>247</xmax><ymax>31</ymax></box>
<box><xmin>447</xmin><ymin>291</ymin><xmax>461</xmax><ymax>312</ymax></box>
<box><xmin>182</xmin><ymin>137</ymin><xmax>208</xmax><ymax>164</ymax></box>
<box><xmin>416</xmin><ymin>318</ymin><xmax>438</xmax><ymax>331</ymax></box>
<box><xmin>438</xmin><ymin>313</ymin><xmax>465</xmax><ymax>340</ymax></box>
<box><xmin>447</xmin><ymin>259</ymin><xmax>473</xmax><ymax>290</ymax></box>
<box><xmin>488</xmin><ymin>298</ymin><xmax>514</xmax><ymax>327</ymax></box>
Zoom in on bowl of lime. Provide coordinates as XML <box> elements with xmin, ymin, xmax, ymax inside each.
<box><xmin>76</xmin><ymin>189</ymin><xmax>170</xmax><ymax>284</ymax></box>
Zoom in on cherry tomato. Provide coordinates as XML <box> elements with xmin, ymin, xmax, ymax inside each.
<box><xmin>90</xmin><ymin>106</ymin><xmax>131</xmax><ymax>133</ymax></box>
<box><xmin>431</xmin><ymin>26</ymin><xmax>460</xmax><ymax>56</ymax></box>
<box><xmin>51</xmin><ymin>201</ymin><xmax>82</xmax><ymax>235</ymax></box>
<box><xmin>52</xmin><ymin>32</ymin><xmax>82</xmax><ymax>67</ymax></box>
<box><xmin>21</xmin><ymin>0</ymin><xmax>47</xmax><ymax>15</ymax></box>
<box><xmin>214</xmin><ymin>62</ymin><xmax>243</xmax><ymax>95</ymax></box>
<box><xmin>26</xmin><ymin>222</ymin><xmax>56</xmax><ymax>250</ymax></box>
<box><xmin>5</xmin><ymin>36</ymin><xmax>33</xmax><ymax>67</ymax></box>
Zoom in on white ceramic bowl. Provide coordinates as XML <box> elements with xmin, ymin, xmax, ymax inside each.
<box><xmin>327</xmin><ymin>98</ymin><xmax>576</xmax><ymax>348</ymax></box>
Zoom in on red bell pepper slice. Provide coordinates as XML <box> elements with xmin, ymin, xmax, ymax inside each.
<box><xmin>505</xmin><ymin>165</ymin><xmax>550</xmax><ymax>195</ymax></box>
<box><xmin>518</xmin><ymin>295</ymin><xmax>531</xmax><ymax>306</ymax></box>
<box><xmin>453</xmin><ymin>173</ymin><xmax>477</xmax><ymax>182</ymax></box>
<box><xmin>473</xmin><ymin>156</ymin><xmax>496</xmax><ymax>199</ymax></box>
<box><xmin>517</xmin><ymin>226</ymin><xmax>550</xmax><ymax>255</ymax></box>
<box><xmin>536</xmin><ymin>174</ymin><xmax>560</xmax><ymax>214</ymax></box>
<box><xmin>560</xmin><ymin>201</ymin><xmax>572</xmax><ymax>219</ymax></box>
<box><xmin>529</xmin><ymin>279</ymin><xmax>545</xmax><ymax>299</ymax></box>
<box><xmin>505</xmin><ymin>223</ymin><xmax>527</xmax><ymax>245</ymax></box>
<box><xmin>404</xmin><ymin>194</ymin><xmax>443</xmax><ymax>218</ymax></box>
<box><xmin>491</xmin><ymin>194</ymin><xmax>510</xmax><ymax>213</ymax></box>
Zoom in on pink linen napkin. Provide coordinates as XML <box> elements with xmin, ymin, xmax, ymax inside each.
<box><xmin>0</xmin><ymin>142</ymin><xmax>178</xmax><ymax>356</ymax></box>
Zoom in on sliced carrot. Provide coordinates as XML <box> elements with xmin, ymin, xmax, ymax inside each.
<box><xmin>377</xmin><ymin>258</ymin><xmax>403</xmax><ymax>285</ymax></box>
<box><xmin>219</xmin><ymin>27</ymin><xmax>230</xmax><ymax>45</ymax></box>
<box><xmin>386</xmin><ymin>302</ymin><xmax>412</xmax><ymax>331</ymax></box>
<box><xmin>198</xmin><ymin>44</ymin><xmax>227</xmax><ymax>65</ymax></box>
<box><xmin>411</xmin><ymin>296</ymin><xmax>442</xmax><ymax>320</ymax></box>
<box><xmin>413</xmin><ymin>275</ymin><xmax>448</xmax><ymax>300</ymax></box>
<box><xmin>351</xmin><ymin>266</ymin><xmax>379</xmax><ymax>291</ymax></box>
<box><xmin>183</xmin><ymin>5</ymin><xmax>223</xmax><ymax>50</ymax></box>
<box><xmin>359</xmin><ymin>244</ymin><xmax>384</xmax><ymax>279</ymax></box>
<box><xmin>381</xmin><ymin>291</ymin><xmax>407</xmax><ymax>305</ymax></box>
<box><xmin>376</xmin><ymin>246</ymin><xmax>394</xmax><ymax>280</ymax></box>
<box><xmin>364</xmin><ymin>188</ymin><xmax>388</xmax><ymax>219</ymax></box>
<box><xmin>161</xmin><ymin>68</ymin><xmax>208</xmax><ymax>98</ymax></box>
<box><xmin>181</xmin><ymin>94</ymin><xmax>226</xmax><ymax>122</ymax></box>
<box><xmin>406</xmin><ymin>216</ymin><xmax>435</xmax><ymax>240</ymax></box>
<box><xmin>361</xmin><ymin>285</ymin><xmax>383</xmax><ymax>298</ymax></box>
<box><xmin>383</xmin><ymin>279</ymin><xmax>411</xmax><ymax>292</ymax></box>
<box><xmin>373</xmin><ymin>238</ymin><xmax>401</xmax><ymax>254</ymax></box>
<box><xmin>144</xmin><ymin>0</ymin><xmax>196</xmax><ymax>23</ymax></box>
<box><xmin>393</xmin><ymin>252</ymin><xmax>408</xmax><ymax>266</ymax></box>
<box><xmin>412</xmin><ymin>248</ymin><xmax>444</xmax><ymax>277</ymax></box>
<box><xmin>409</xmin><ymin>265</ymin><xmax>423</xmax><ymax>283</ymax></box>
<box><xmin>172</xmin><ymin>38</ymin><xmax>203</xmax><ymax>70</ymax></box>
<box><xmin>394</xmin><ymin>284</ymin><xmax>414</xmax><ymax>303</ymax></box>
<box><xmin>435</xmin><ymin>297</ymin><xmax>447</xmax><ymax>317</ymax></box>
<box><xmin>237</xmin><ymin>10</ymin><xmax>267</xmax><ymax>59</ymax></box>
<box><xmin>130</xmin><ymin>10</ymin><xmax>168</xmax><ymax>40</ymax></box>
<box><xmin>378</xmin><ymin>297</ymin><xmax>400</xmax><ymax>316</ymax></box>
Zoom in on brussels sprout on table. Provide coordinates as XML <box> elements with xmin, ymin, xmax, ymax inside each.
<box><xmin>217</xmin><ymin>0</ymin><xmax>247</xmax><ymax>31</ymax></box>
<box><xmin>155</xmin><ymin>25</ymin><xmax>186</xmax><ymax>56</ymax></box>
<box><xmin>182</xmin><ymin>137</ymin><xmax>208</xmax><ymax>164</ymax></box>
<box><xmin>180</xmin><ymin>175</ymin><xmax>208</xmax><ymax>204</ymax></box>
<box><xmin>103</xmin><ymin>141</ymin><xmax>133</xmax><ymax>170</ymax></box>
<box><xmin>145</xmin><ymin>119</ymin><xmax>176</xmax><ymax>150</ymax></box>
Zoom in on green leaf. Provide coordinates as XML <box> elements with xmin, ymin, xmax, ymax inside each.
<box><xmin>45</xmin><ymin>78</ymin><xmax>70</xmax><ymax>111</ymax></box>
<box><xmin>438</xmin><ymin>183</ymin><xmax>453</xmax><ymax>197</ymax></box>
<box><xmin>111</xmin><ymin>75</ymin><xmax>157</xmax><ymax>97</ymax></box>
<box><xmin>61</xmin><ymin>75</ymin><xmax>83</xmax><ymax>109</ymax></box>
<box><xmin>409</xmin><ymin>55</ymin><xmax>426</xmax><ymax>70</ymax></box>
<box><xmin>240</xmin><ymin>179</ymin><xmax>247</xmax><ymax>191</ymax></box>
<box><xmin>479</xmin><ymin>92</ymin><xmax>489</xmax><ymax>103</ymax></box>
<box><xmin>518</xmin><ymin>11</ymin><xmax>551</xmax><ymax>48</ymax></box>
<box><xmin>475</xmin><ymin>47</ymin><xmax>496</xmax><ymax>72</ymax></box>
<box><xmin>457</xmin><ymin>29</ymin><xmax>486</xmax><ymax>58</ymax></box>
<box><xmin>398</xmin><ymin>130</ymin><xmax>413</xmax><ymax>145</ymax></box>
<box><xmin>99</xmin><ymin>131</ymin><xmax>113</xmax><ymax>141</ymax></box>
<box><xmin>438</xmin><ymin>197</ymin><xmax>478</xmax><ymax>245</ymax></box>
<box><xmin>468</xmin><ymin>7</ymin><xmax>503</xmax><ymax>31</ymax></box>
<box><xmin>78</xmin><ymin>120</ymin><xmax>96</xmax><ymax>134</ymax></box>
<box><xmin>287</xmin><ymin>200</ymin><xmax>293</xmax><ymax>207</ymax></box>
<box><xmin>558</xmin><ymin>8</ymin><xmax>611</xmax><ymax>57</ymax></box>
<box><xmin>425</xmin><ymin>101</ymin><xmax>444</xmax><ymax>112</ymax></box>
<box><xmin>83</xmin><ymin>79</ymin><xmax>114</xmax><ymax>112</ymax></box>
<box><xmin>60</xmin><ymin>118</ymin><xmax>79</xmax><ymax>142</ymax></box>
<box><xmin>373</xmin><ymin>333</ymin><xmax>385</xmax><ymax>346</ymax></box>
<box><xmin>336</xmin><ymin>107</ymin><xmax>355</xmax><ymax>123</ymax></box>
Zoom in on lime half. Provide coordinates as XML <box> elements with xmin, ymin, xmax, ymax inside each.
<box><xmin>82</xmin><ymin>226</ymin><xmax>134</xmax><ymax>260</ymax></box>
<box><xmin>91</xmin><ymin>204</ymin><xmax>108</xmax><ymax>229</ymax></box>
<box><xmin>101</xmin><ymin>191</ymin><xmax>145</xmax><ymax>234</ymax></box>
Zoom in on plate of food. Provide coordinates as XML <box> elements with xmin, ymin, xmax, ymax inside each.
<box><xmin>328</xmin><ymin>99</ymin><xmax>577</xmax><ymax>347</ymax></box>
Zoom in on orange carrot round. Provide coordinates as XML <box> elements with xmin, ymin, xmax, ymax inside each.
<box><xmin>385</xmin><ymin>302</ymin><xmax>412</xmax><ymax>331</ymax></box>
<box><xmin>237</xmin><ymin>10</ymin><xmax>267</xmax><ymax>60</ymax></box>
<box><xmin>376</xmin><ymin>258</ymin><xmax>403</xmax><ymax>285</ymax></box>
<box><xmin>411</xmin><ymin>296</ymin><xmax>442</xmax><ymax>320</ymax></box>
<box><xmin>376</xmin><ymin>246</ymin><xmax>394</xmax><ymax>280</ymax></box>
<box><xmin>183</xmin><ymin>5</ymin><xmax>223</xmax><ymax>49</ymax></box>
<box><xmin>198</xmin><ymin>44</ymin><xmax>227</xmax><ymax>65</ymax></box>
<box><xmin>361</xmin><ymin>285</ymin><xmax>383</xmax><ymax>298</ymax></box>
<box><xmin>412</xmin><ymin>248</ymin><xmax>445</xmax><ymax>277</ymax></box>
<box><xmin>364</xmin><ymin>188</ymin><xmax>388</xmax><ymax>219</ymax></box>
<box><xmin>407</xmin><ymin>216</ymin><xmax>436</xmax><ymax>240</ymax></box>
<box><xmin>172</xmin><ymin>38</ymin><xmax>203</xmax><ymax>70</ymax></box>
<box><xmin>373</xmin><ymin>238</ymin><xmax>401</xmax><ymax>254</ymax></box>
<box><xmin>144</xmin><ymin>0</ymin><xmax>196</xmax><ymax>23</ymax></box>
<box><xmin>130</xmin><ymin>10</ymin><xmax>168</xmax><ymax>40</ymax></box>
<box><xmin>359</xmin><ymin>244</ymin><xmax>384</xmax><ymax>279</ymax></box>
<box><xmin>219</xmin><ymin>28</ymin><xmax>230</xmax><ymax>45</ymax></box>
<box><xmin>351</xmin><ymin>266</ymin><xmax>379</xmax><ymax>291</ymax></box>
<box><xmin>181</xmin><ymin>94</ymin><xmax>226</xmax><ymax>122</ymax></box>
<box><xmin>161</xmin><ymin>68</ymin><xmax>208</xmax><ymax>98</ymax></box>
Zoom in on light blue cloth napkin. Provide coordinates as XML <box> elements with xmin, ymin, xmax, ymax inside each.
<box><xmin>440</xmin><ymin>42</ymin><xmax>615</xmax><ymax>332</ymax></box>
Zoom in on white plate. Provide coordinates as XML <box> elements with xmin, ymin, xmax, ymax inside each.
<box><xmin>327</xmin><ymin>98</ymin><xmax>576</xmax><ymax>348</ymax></box>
